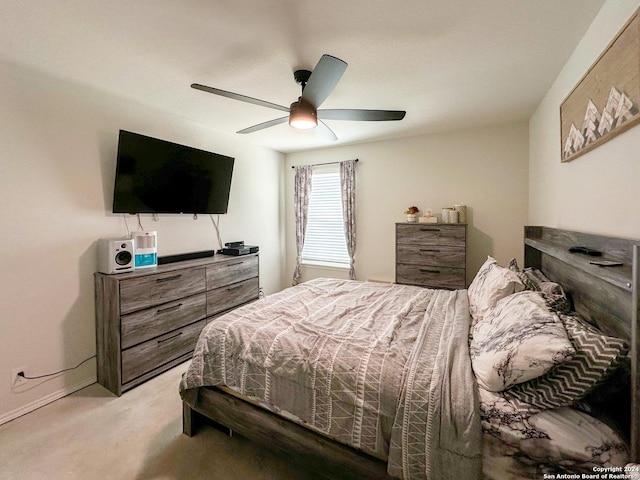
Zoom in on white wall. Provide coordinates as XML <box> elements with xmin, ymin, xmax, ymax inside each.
<box><xmin>285</xmin><ymin>123</ymin><xmax>529</xmax><ymax>285</ymax></box>
<box><xmin>0</xmin><ymin>60</ymin><xmax>284</xmax><ymax>423</ymax></box>
<box><xmin>529</xmin><ymin>0</ymin><xmax>640</xmax><ymax>239</ymax></box>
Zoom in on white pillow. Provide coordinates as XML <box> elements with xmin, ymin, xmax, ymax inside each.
<box><xmin>470</xmin><ymin>291</ymin><xmax>575</xmax><ymax>392</ymax></box>
<box><xmin>468</xmin><ymin>256</ymin><xmax>524</xmax><ymax>324</ymax></box>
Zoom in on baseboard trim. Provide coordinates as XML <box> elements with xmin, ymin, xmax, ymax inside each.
<box><xmin>0</xmin><ymin>376</ymin><xmax>96</xmax><ymax>426</ymax></box>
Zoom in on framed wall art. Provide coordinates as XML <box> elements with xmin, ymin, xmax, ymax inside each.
<box><xmin>560</xmin><ymin>7</ymin><xmax>640</xmax><ymax>163</ymax></box>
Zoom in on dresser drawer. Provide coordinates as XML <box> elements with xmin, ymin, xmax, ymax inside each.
<box><xmin>396</xmin><ymin>224</ymin><xmax>465</xmax><ymax>247</ymax></box>
<box><xmin>207</xmin><ymin>255</ymin><xmax>258</xmax><ymax>290</ymax></box>
<box><xmin>396</xmin><ymin>244</ymin><xmax>465</xmax><ymax>268</ymax></box>
<box><xmin>207</xmin><ymin>277</ymin><xmax>259</xmax><ymax>316</ymax></box>
<box><xmin>121</xmin><ymin>319</ymin><xmax>205</xmax><ymax>384</ymax></box>
<box><xmin>396</xmin><ymin>264</ymin><xmax>465</xmax><ymax>290</ymax></box>
<box><xmin>120</xmin><ymin>267</ymin><xmax>206</xmax><ymax>315</ymax></box>
<box><xmin>120</xmin><ymin>292</ymin><xmax>206</xmax><ymax>349</ymax></box>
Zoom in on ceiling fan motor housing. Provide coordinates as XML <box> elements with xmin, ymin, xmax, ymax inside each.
<box><xmin>294</xmin><ymin>69</ymin><xmax>312</xmax><ymax>88</ymax></box>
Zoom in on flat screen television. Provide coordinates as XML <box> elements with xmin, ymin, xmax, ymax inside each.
<box><xmin>112</xmin><ymin>130</ymin><xmax>234</xmax><ymax>214</ymax></box>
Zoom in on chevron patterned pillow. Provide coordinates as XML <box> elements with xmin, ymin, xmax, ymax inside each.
<box><xmin>502</xmin><ymin>313</ymin><xmax>628</xmax><ymax>415</ymax></box>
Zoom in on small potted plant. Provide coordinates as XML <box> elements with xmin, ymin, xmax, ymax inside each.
<box><xmin>404</xmin><ymin>206</ymin><xmax>420</xmax><ymax>223</ymax></box>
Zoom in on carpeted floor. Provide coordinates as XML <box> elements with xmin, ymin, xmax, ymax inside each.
<box><xmin>0</xmin><ymin>363</ymin><xmax>325</xmax><ymax>480</ymax></box>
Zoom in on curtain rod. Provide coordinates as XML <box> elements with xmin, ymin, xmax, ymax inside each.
<box><xmin>291</xmin><ymin>159</ymin><xmax>359</xmax><ymax>169</ymax></box>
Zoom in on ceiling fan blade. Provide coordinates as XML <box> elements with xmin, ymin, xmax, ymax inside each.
<box><xmin>236</xmin><ymin>116</ymin><xmax>289</xmax><ymax>134</ymax></box>
<box><xmin>318</xmin><ymin>109</ymin><xmax>406</xmax><ymax>121</ymax></box>
<box><xmin>191</xmin><ymin>83</ymin><xmax>290</xmax><ymax>112</ymax></box>
<box><xmin>314</xmin><ymin>121</ymin><xmax>338</xmax><ymax>142</ymax></box>
<box><xmin>301</xmin><ymin>55</ymin><xmax>347</xmax><ymax>108</ymax></box>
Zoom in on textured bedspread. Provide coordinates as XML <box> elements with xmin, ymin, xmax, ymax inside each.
<box><xmin>180</xmin><ymin>278</ymin><xmax>482</xmax><ymax>480</ymax></box>
<box><xmin>388</xmin><ymin>286</ymin><xmax>482</xmax><ymax>479</ymax></box>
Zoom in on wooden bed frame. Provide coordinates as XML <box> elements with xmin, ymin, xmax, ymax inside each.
<box><xmin>182</xmin><ymin>226</ymin><xmax>640</xmax><ymax>476</ymax></box>
<box><xmin>523</xmin><ymin>226</ymin><xmax>639</xmax><ymax>460</ymax></box>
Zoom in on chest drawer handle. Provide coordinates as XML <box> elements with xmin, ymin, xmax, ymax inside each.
<box><xmin>420</xmin><ymin>268</ymin><xmax>441</xmax><ymax>274</ymax></box>
<box><xmin>227</xmin><ymin>285</ymin><xmax>243</xmax><ymax>292</ymax></box>
<box><xmin>226</xmin><ymin>262</ymin><xmax>244</xmax><ymax>267</ymax></box>
<box><xmin>156</xmin><ymin>274</ymin><xmax>182</xmax><ymax>283</ymax></box>
<box><xmin>419</xmin><ymin>248</ymin><xmax>441</xmax><ymax>253</ymax></box>
<box><xmin>157</xmin><ymin>332</ymin><xmax>183</xmax><ymax>344</ymax></box>
<box><xmin>156</xmin><ymin>303</ymin><xmax>182</xmax><ymax>314</ymax></box>
<box><xmin>419</xmin><ymin>228</ymin><xmax>440</xmax><ymax>232</ymax></box>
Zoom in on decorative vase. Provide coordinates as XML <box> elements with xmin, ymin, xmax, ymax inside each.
<box><xmin>453</xmin><ymin>204</ymin><xmax>467</xmax><ymax>223</ymax></box>
<box><xmin>406</xmin><ymin>214</ymin><xmax>418</xmax><ymax>223</ymax></box>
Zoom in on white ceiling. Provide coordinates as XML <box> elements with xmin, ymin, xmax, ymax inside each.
<box><xmin>0</xmin><ymin>0</ymin><xmax>605</xmax><ymax>153</ymax></box>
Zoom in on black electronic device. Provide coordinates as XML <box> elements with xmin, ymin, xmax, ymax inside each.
<box><xmin>221</xmin><ymin>241</ymin><xmax>259</xmax><ymax>256</ymax></box>
<box><xmin>157</xmin><ymin>250</ymin><xmax>215</xmax><ymax>265</ymax></box>
<box><xmin>224</xmin><ymin>241</ymin><xmax>246</xmax><ymax>248</ymax></box>
<box><xmin>568</xmin><ymin>246</ymin><xmax>602</xmax><ymax>256</ymax></box>
<box><xmin>589</xmin><ymin>260</ymin><xmax>623</xmax><ymax>267</ymax></box>
<box><xmin>112</xmin><ymin>130</ymin><xmax>234</xmax><ymax>214</ymax></box>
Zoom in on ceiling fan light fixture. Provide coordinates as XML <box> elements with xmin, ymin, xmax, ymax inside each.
<box><xmin>289</xmin><ymin>99</ymin><xmax>317</xmax><ymax>129</ymax></box>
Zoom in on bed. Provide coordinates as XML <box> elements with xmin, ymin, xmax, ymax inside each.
<box><xmin>180</xmin><ymin>226</ymin><xmax>640</xmax><ymax>479</ymax></box>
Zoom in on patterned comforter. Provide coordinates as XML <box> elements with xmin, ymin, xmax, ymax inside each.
<box><xmin>180</xmin><ymin>278</ymin><xmax>482</xmax><ymax>480</ymax></box>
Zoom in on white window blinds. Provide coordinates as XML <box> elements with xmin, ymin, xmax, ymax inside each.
<box><xmin>301</xmin><ymin>167</ymin><xmax>350</xmax><ymax>267</ymax></box>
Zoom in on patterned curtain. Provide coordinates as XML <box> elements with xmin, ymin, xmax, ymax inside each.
<box><xmin>340</xmin><ymin>160</ymin><xmax>357</xmax><ymax>280</ymax></box>
<box><xmin>292</xmin><ymin>165</ymin><xmax>313</xmax><ymax>285</ymax></box>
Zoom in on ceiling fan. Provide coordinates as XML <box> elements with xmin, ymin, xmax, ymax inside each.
<box><xmin>191</xmin><ymin>54</ymin><xmax>406</xmax><ymax>141</ymax></box>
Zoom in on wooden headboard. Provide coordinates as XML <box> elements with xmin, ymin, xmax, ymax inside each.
<box><xmin>524</xmin><ymin>226</ymin><xmax>640</xmax><ymax>462</ymax></box>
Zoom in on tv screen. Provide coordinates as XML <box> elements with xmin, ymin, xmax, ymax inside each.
<box><xmin>112</xmin><ymin>130</ymin><xmax>234</xmax><ymax>214</ymax></box>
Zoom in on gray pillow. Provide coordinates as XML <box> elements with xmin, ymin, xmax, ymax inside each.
<box><xmin>501</xmin><ymin>312</ymin><xmax>628</xmax><ymax>415</ymax></box>
<box><xmin>508</xmin><ymin>260</ymin><xmax>571</xmax><ymax>313</ymax></box>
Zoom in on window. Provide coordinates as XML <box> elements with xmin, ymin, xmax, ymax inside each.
<box><xmin>301</xmin><ymin>165</ymin><xmax>350</xmax><ymax>268</ymax></box>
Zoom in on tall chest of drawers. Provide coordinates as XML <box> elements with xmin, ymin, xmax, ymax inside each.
<box><xmin>95</xmin><ymin>254</ymin><xmax>259</xmax><ymax>396</ymax></box>
<box><xmin>395</xmin><ymin>223</ymin><xmax>467</xmax><ymax>289</ymax></box>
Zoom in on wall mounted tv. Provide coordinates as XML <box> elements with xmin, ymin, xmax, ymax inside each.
<box><xmin>112</xmin><ymin>130</ymin><xmax>234</xmax><ymax>214</ymax></box>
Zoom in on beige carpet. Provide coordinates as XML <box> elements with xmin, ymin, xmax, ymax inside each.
<box><xmin>0</xmin><ymin>363</ymin><xmax>324</xmax><ymax>480</ymax></box>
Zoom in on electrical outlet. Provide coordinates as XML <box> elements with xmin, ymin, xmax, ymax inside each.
<box><xmin>11</xmin><ymin>366</ymin><xmax>28</xmax><ymax>387</ymax></box>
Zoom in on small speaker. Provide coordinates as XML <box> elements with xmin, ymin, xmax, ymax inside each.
<box><xmin>97</xmin><ymin>238</ymin><xmax>135</xmax><ymax>274</ymax></box>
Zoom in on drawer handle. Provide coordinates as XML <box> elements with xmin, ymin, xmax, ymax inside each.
<box><xmin>227</xmin><ymin>285</ymin><xmax>242</xmax><ymax>292</ymax></box>
<box><xmin>420</xmin><ymin>268</ymin><xmax>441</xmax><ymax>274</ymax></box>
<box><xmin>419</xmin><ymin>228</ymin><xmax>440</xmax><ymax>232</ymax></box>
<box><xmin>226</xmin><ymin>262</ymin><xmax>244</xmax><ymax>267</ymax></box>
<box><xmin>157</xmin><ymin>332</ymin><xmax>183</xmax><ymax>344</ymax></box>
<box><xmin>156</xmin><ymin>303</ymin><xmax>182</xmax><ymax>314</ymax></box>
<box><xmin>156</xmin><ymin>274</ymin><xmax>182</xmax><ymax>283</ymax></box>
<box><xmin>419</xmin><ymin>248</ymin><xmax>441</xmax><ymax>253</ymax></box>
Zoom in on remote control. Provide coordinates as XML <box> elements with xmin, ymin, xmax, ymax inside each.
<box><xmin>568</xmin><ymin>246</ymin><xmax>602</xmax><ymax>256</ymax></box>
